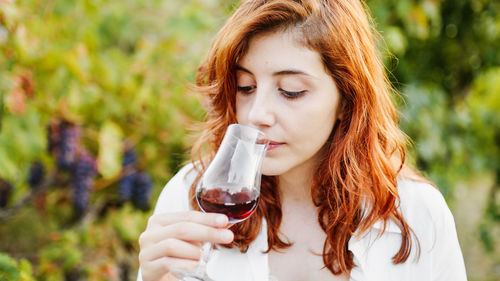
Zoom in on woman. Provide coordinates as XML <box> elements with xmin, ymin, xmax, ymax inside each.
<box><xmin>137</xmin><ymin>0</ymin><xmax>467</xmax><ymax>280</ymax></box>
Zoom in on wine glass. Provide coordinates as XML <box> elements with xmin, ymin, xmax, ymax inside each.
<box><xmin>172</xmin><ymin>124</ymin><xmax>268</xmax><ymax>281</ymax></box>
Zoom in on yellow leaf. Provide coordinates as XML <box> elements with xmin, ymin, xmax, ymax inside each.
<box><xmin>97</xmin><ymin>121</ymin><xmax>123</xmax><ymax>179</ymax></box>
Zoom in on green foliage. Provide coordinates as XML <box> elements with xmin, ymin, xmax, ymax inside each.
<box><xmin>0</xmin><ymin>0</ymin><xmax>499</xmax><ymax>280</ymax></box>
<box><xmin>0</xmin><ymin>0</ymin><xmax>224</xmax><ymax>279</ymax></box>
<box><xmin>0</xmin><ymin>253</ymin><xmax>35</xmax><ymax>281</ymax></box>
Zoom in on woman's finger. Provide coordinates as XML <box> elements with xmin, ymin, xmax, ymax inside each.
<box><xmin>141</xmin><ymin>256</ymin><xmax>198</xmax><ymax>281</ymax></box>
<box><xmin>142</xmin><ymin>238</ymin><xmax>202</xmax><ymax>262</ymax></box>
<box><xmin>141</xmin><ymin>221</ymin><xmax>234</xmax><ymax>245</ymax></box>
<box><xmin>148</xmin><ymin>211</ymin><xmax>228</xmax><ymax>228</ymax></box>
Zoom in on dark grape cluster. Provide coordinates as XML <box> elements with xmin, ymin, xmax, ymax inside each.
<box><xmin>58</xmin><ymin>122</ymin><xmax>80</xmax><ymax>171</ymax></box>
<box><xmin>27</xmin><ymin>161</ymin><xmax>45</xmax><ymax>190</ymax></box>
<box><xmin>118</xmin><ymin>148</ymin><xmax>152</xmax><ymax>210</ymax></box>
<box><xmin>47</xmin><ymin>121</ymin><xmax>80</xmax><ymax>171</ymax></box>
<box><xmin>119</xmin><ymin>172</ymin><xmax>153</xmax><ymax>210</ymax></box>
<box><xmin>119</xmin><ymin>149</ymin><xmax>137</xmax><ymax>202</ymax></box>
<box><xmin>119</xmin><ymin>173</ymin><xmax>135</xmax><ymax>202</ymax></box>
<box><xmin>46</xmin><ymin>119</ymin><xmax>98</xmax><ymax>217</ymax></box>
<box><xmin>131</xmin><ymin>172</ymin><xmax>152</xmax><ymax>211</ymax></box>
<box><xmin>122</xmin><ymin>149</ymin><xmax>137</xmax><ymax>168</ymax></box>
<box><xmin>71</xmin><ymin>151</ymin><xmax>97</xmax><ymax>218</ymax></box>
<box><xmin>0</xmin><ymin>178</ymin><xmax>13</xmax><ymax>208</ymax></box>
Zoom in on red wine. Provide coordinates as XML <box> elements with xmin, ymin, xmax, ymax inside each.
<box><xmin>196</xmin><ymin>187</ymin><xmax>259</xmax><ymax>223</ymax></box>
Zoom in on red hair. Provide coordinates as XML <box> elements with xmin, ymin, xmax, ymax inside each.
<box><xmin>189</xmin><ymin>0</ymin><xmax>423</xmax><ymax>275</ymax></box>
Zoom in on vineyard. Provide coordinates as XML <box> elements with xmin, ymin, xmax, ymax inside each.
<box><xmin>0</xmin><ymin>0</ymin><xmax>499</xmax><ymax>280</ymax></box>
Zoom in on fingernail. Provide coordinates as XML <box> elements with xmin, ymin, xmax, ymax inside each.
<box><xmin>220</xmin><ymin>230</ymin><xmax>233</xmax><ymax>242</ymax></box>
<box><xmin>215</xmin><ymin>215</ymin><xmax>227</xmax><ymax>226</ymax></box>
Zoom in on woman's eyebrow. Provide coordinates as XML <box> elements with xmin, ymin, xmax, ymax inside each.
<box><xmin>273</xmin><ymin>69</ymin><xmax>313</xmax><ymax>77</ymax></box>
<box><xmin>235</xmin><ymin>65</ymin><xmax>253</xmax><ymax>74</ymax></box>
<box><xmin>236</xmin><ymin>65</ymin><xmax>315</xmax><ymax>78</ymax></box>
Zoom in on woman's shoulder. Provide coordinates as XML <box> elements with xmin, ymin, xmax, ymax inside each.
<box><xmin>395</xmin><ymin>177</ymin><xmax>459</xmax><ymax>249</ymax></box>
<box><xmin>396</xmin><ymin>178</ymin><xmax>452</xmax><ymax>220</ymax></box>
<box><xmin>361</xmin><ymin>178</ymin><xmax>450</xmax><ymax>236</ymax></box>
<box><xmin>152</xmin><ymin>162</ymin><xmax>200</xmax><ymax>214</ymax></box>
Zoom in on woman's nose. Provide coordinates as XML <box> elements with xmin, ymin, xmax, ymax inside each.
<box><xmin>247</xmin><ymin>89</ymin><xmax>275</xmax><ymax>128</ymax></box>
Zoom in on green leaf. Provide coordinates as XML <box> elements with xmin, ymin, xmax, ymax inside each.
<box><xmin>470</xmin><ymin>67</ymin><xmax>500</xmax><ymax>111</ymax></box>
<box><xmin>384</xmin><ymin>26</ymin><xmax>408</xmax><ymax>55</ymax></box>
<box><xmin>0</xmin><ymin>146</ymin><xmax>18</xmax><ymax>180</ymax></box>
<box><xmin>111</xmin><ymin>204</ymin><xmax>145</xmax><ymax>243</ymax></box>
<box><xmin>0</xmin><ymin>252</ymin><xmax>20</xmax><ymax>281</ymax></box>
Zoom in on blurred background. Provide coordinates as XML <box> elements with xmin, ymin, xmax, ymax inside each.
<box><xmin>0</xmin><ymin>0</ymin><xmax>498</xmax><ymax>280</ymax></box>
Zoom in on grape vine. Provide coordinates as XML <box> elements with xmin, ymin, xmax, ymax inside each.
<box><xmin>0</xmin><ymin>119</ymin><xmax>153</xmax><ymax>221</ymax></box>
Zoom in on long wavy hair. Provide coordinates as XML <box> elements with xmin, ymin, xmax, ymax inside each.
<box><xmin>188</xmin><ymin>0</ymin><xmax>424</xmax><ymax>275</ymax></box>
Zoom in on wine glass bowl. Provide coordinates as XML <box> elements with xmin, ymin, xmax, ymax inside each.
<box><xmin>196</xmin><ymin>184</ymin><xmax>260</xmax><ymax>223</ymax></box>
<box><xmin>196</xmin><ymin>124</ymin><xmax>268</xmax><ymax>223</ymax></box>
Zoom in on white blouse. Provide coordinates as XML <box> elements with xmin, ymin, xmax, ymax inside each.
<box><xmin>137</xmin><ymin>164</ymin><xmax>467</xmax><ymax>281</ymax></box>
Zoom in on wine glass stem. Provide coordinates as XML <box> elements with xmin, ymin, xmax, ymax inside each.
<box><xmin>196</xmin><ymin>242</ymin><xmax>212</xmax><ymax>274</ymax></box>
<box><xmin>194</xmin><ymin>242</ymin><xmax>213</xmax><ymax>279</ymax></box>
<box><xmin>172</xmin><ymin>242</ymin><xmax>213</xmax><ymax>281</ymax></box>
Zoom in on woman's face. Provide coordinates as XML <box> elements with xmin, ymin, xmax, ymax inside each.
<box><xmin>235</xmin><ymin>30</ymin><xmax>341</xmax><ymax>177</ymax></box>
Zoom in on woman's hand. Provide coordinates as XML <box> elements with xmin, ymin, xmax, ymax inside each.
<box><xmin>138</xmin><ymin>211</ymin><xmax>234</xmax><ymax>281</ymax></box>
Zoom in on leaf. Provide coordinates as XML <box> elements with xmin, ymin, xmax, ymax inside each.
<box><xmin>0</xmin><ymin>253</ymin><xmax>20</xmax><ymax>281</ymax></box>
<box><xmin>97</xmin><ymin>121</ymin><xmax>123</xmax><ymax>179</ymax></box>
<box><xmin>111</xmin><ymin>204</ymin><xmax>145</xmax><ymax>243</ymax></box>
<box><xmin>18</xmin><ymin>259</ymin><xmax>35</xmax><ymax>281</ymax></box>
<box><xmin>0</xmin><ymin>145</ymin><xmax>18</xmax><ymax>180</ymax></box>
<box><xmin>470</xmin><ymin>67</ymin><xmax>500</xmax><ymax>111</ymax></box>
<box><xmin>385</xmin><ymin>26</ymin><xmax>408</xmax><ymax>55</ymax></box>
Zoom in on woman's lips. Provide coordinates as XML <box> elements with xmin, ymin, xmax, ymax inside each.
<box><xmin>267</xmin><ymin>141</ymin><xmax>284</xmax><ymax>151</ymax></box>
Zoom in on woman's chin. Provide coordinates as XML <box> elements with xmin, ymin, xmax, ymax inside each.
<box><xmin>261</xmin><ymin>162</ymin><xmax>286</xmax><ymax>177</ymax></box>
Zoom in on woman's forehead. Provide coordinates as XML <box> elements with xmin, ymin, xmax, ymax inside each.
<box><xmin>237</xmin><ymin>30</ymin><xmax>324</xmax><ymax>74</ymax></box>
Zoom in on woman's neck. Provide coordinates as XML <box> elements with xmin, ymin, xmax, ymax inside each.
<box><xmin>278</xmin><ymin>161</ymin><xmax>316</xmax><ymax>204</ymax></box>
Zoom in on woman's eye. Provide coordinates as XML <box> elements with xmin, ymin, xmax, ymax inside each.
<box><xmin>279</xmin><ymin>89</ymin><xmax>306</xmax><ymax>99</ymax></box>
<box><xmin>237</xmin><ymin>86</ymin><xmax>255</xmax><ymax>94</ymax></box>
